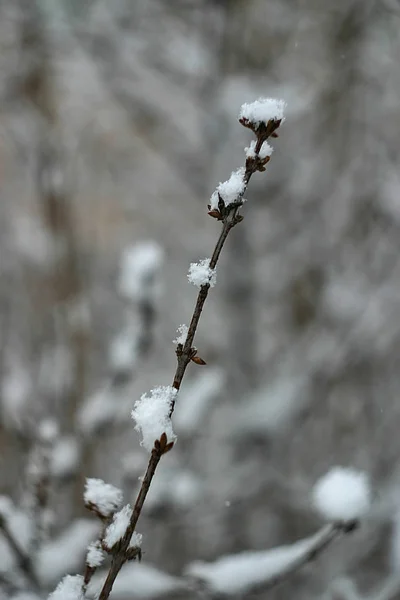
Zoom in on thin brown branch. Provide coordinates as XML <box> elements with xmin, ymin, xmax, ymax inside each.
<box><xmin>98</xmin><ymin>117</ymin><xmax>282</xmax><ymax>600</ymax></box>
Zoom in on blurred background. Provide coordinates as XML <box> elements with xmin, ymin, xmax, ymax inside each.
<box><xmin>1</xmin><ymin>0</ymin><xmax>400</xmax><ymax>598</ymax></box>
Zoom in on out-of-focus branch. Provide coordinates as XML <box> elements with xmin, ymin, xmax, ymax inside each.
<box><xmin>0</xmin><ymin>514</ymin><xmax>40</xmax><ymax>591</ymax></box>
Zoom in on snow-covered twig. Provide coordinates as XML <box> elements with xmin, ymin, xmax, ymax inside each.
<box><xmin>187</xmin><ymin>522</ymin><xmax>357</xmax><ymax>596</ymax></box>
<box><xmin>95</xmin><ymin>99</ymin><xmax>285</xmax><ymax>600</ymax></box>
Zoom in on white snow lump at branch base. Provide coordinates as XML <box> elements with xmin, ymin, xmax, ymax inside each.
<box><xmin>312</xmin><ymin>466</ymin><xmax>371</xmax><ymax>522</ymax></box>
<box><xmin>84</xmin><ymin>478</ymin><xmax>123</xmax><ymax>517</ymax></box>
<box><xmin>131</xmin><ymin>385</ymin><xmax>177</xmax><ymax>452</ymax></box>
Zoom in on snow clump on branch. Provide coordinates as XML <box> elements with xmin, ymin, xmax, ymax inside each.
<box><xmin>188</xmin><ymin>258</ymin><xmax>217</xmax><ymax>288</ymax></box>
<box><xmin>49</xmin><ymin>575</ymin><xmax>84</xmax><ymax>600</ymax></box>
<box><xmin>312</xmin><ymin>466</ymin><xmax>371</xmax><ymax>522</ymax></box>
<box><xmin>103</xmin><ymin>504</ymin><xmax>142</xmax><ymax>551</ymax></box>
<box><xmin>209</xmin><ymin>167</ymin><xmax>246</xmax><ymax>210</ymax></box>
<box><xmin>245</xmin><ymin>139</ymin><xmax>273</xmax><ymax>160</ymax></box>
<box><xmin>132</xmin><ymin>386</ymin><xmax>177</xmax><ymax>451</ymax></box>
<box><xmin>84</xmin><ymin>478</ymin><xmax>123</xmax><ymax>518</ymax></box>
<box><xmin>173</xmin><ymin>324</ymin><xmax>188</xmax><ymax>345</ymax></box>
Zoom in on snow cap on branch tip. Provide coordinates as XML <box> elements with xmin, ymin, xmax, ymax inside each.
<box><xmin>210</xmin><ymin>167</ymin><xmax>246</xmax><ymax>211</ymax></box>
<box><xmin>84</xmin><ymin>478</ymin><xmax>123</xmax><ymax>518</ymax></box>
<box><xmin>132</xmin><ymin>386</ymin><xmax>177</xmax><ymax>452</ymax></box>
<box><xmin>49</xmin><ymin>575</ymin><xmax>84</xmax><ymax>600</ymax></box>
<box><xmin>173</xmin><ymin>324</ymin><xmax>188</xmax><ymax>345</ymax></box>
<box><xmin>188</xmin><ymin>258</ymin><xmax>217</xmax><ymax>288</ymax></box>
<box><xmin>239</xmin><ymin>97</ymin><xmax>286</xmax><ymax>128</ymax></box>
<box><xmin>312</xmin><ymin>466</ymin><xmax>371</xmax><ymax>522</ymax></box>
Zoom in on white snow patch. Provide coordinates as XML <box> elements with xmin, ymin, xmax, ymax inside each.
<box><xmin>186</xmin><ymin>529</ymin><xmax>324</xmax><ymax>595</ymax></box>
<box><xmin>48</xmin><ymin>575</ymin><xmax>84</xmax><ymax>600</ymax></box>
<box><xmin>239</xmin><ymin>98</ymin><xmax>286</xmax><ymax>126</ymax></box>
<box><xmin>187</xmin><ymin>259</ymin><xmax>217</xmax><ymax>288</ymax></box>
<box><xmin>132</xmin><ymin>386</ymin><xmax>177</xmax><ymax>452</ymax></box>
<box><xmin>84</xmin><ymin>479</ymin><xmax>123</xmax><ymax>517</ymax></box>
<box><xmin>103</xmin><ymin>505</ymin><xmax>142</xmax><ymax>550</ymax></box>
<box><xmin>245</xmin><ymin>139</ymin><xmax>273</xmax><ymax>160</ymax></box>
<box><xmin>210</xmin><ymin>168</ymin><xmax>246</xmax><ymax>210</ymax></box>
<box><xmin>312</xmin><ymin>467</ymin><xmax>371</xmax><ymax>521</ymax></box>
<box><xmin>86</xmin><ymin>541</ymin><xmax>104</xmax><ymax>568</ymax></box>
<box><xmin>173</xmin><ymin>324</ymin><xmax>188</xmax><ymax>346</ymax></box>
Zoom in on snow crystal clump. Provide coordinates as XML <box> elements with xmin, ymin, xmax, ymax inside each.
<box><xmin>86</xmin><ymin>541</ymin><xmax>104</xmax><ymax>568</ymax></box>
<box><xmin>188</xmin><ymin>259</ymin><xmax>217</xmax><ymax>288</ymax></box>
<box><xmin>210</xmin><ymin>167</ymin><xmax>246</xmax><ymax>210</ymax></box>
<box><xmin>239</xmin><ymin>98</ymin><xmax>286</xmax><ymax>127</ymax></box>
<box><xmin>84</xmin><ymin>478</ymin><xmax>123</xmax><ymax>517</ymax></box>
<box><xmin>245</xmin><ymin>140</ymin><xmax>273</xmax><ymax>160</ymax></box>
<box><xmin>132</xmin><ymin>386</ymin><xmax>177</xmax><ymax>452</ymax></box>
<box><xmin>173</xmin><ymin>324</ymin><xmax>188</xmax><ymax>345</ymax></box>
<box><xmin>312</xmin><ymin>467</ymin><xmax>371</xmax><ymax>521</ymax></box>
<box><xmin>103</xmin><ymin>505</ymin><xmax>142</xmax><ymax>550</ymax></box>
<box><xmin>49</xmin><ymin>575</ymin><xmax>84</xmax><ymax>600</ymax></box>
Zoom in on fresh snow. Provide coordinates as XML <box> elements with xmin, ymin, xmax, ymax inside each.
<box><xmin>86</xmin><ymin>541</ymin><xmax>104</xmax><ymax>568</ymax></box>
<box><xmin>209</xmin><ymin>167</ymin><xmax>246</xmax><ymax>210</ymax></box>
<box><xmin>84</xmin><ymin>478</ymin><xmax>123</xmax><ymax>517</ymax></box>
<box><xmin>186</xmin><ymin>526</ymin><xmax>333</xmax><ymax>595</ymax></box>
<box><xmin>245</xmin><ymin>139</ymin><xmax>273</xmax><ymax>160</ymax></box>
<box><xmin>239</xmin><ymin>98</ymin><xmax>286</xmax><ymax>126</ymax></box>
<box><xmin>132</xmin><ymin>386</ymin><xmax>177</xmax><ymax>452</ymax></box>
<box><xmin>312</xmin><ymin>467</ymin><xmax>371</xmax><ymax>521</ymax></box>
<box><xmin>187</xmin><ymin>259</ymin><xmax>217</xmax><ymax>288</ymax></box>
<box><xmin>48</xmin><ymin>575</ymin><xmax>84</xmax><ymax>600</ymax></box>
<box><xmin>173</xmin><ymin>324</ymin><xmax>189</xmax><ymax>346</ymax></box>
<box><xmin>103</xmin><ymin>505</ymin><xmax>142</xmax><ymax>550</ymax></box>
